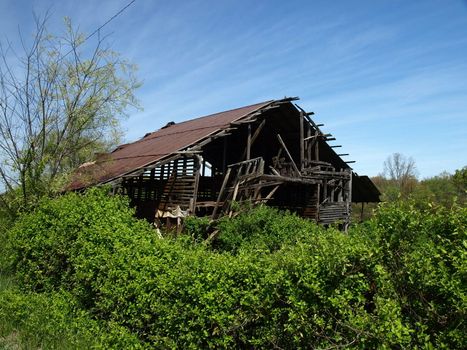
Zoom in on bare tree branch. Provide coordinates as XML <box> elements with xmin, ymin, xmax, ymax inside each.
<box><xmin>0</xmin><ymin>14</ymin><xmax>141</xmax><ymax>217</ymax></box>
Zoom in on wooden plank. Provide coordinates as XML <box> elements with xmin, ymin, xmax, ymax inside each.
<box><xmin>304</xmin><ymin>135</ymin><xmax>319</xmax><ymax>141</ymax></box>
<box><xmin>228</xmin><ymin>181</ymin><xmax>241</xmax><ymax>217</ymax></box>
<box><xmin>269</xmin><ymin>166</ymin><xmax>280</xmax><ymax>176</ymax></box>
<box><xmin>234</xmin><ymin>180</ymin><xmax>284</xmax><ymax>191</ymax></box>
<box><xmin>251</xmin><ymin>119</ymin><xmax>266</xmax><ymax>145</ymax></box>
<box><xmin>276</xmin><ymin>134</ymin><xmax>300</xmax><ymax>176</ymax></box>
<box><xmin>211</xmin><ymin>167</ymin><xmax>231</xmax><ymax>219</ymax></box>
<box><xmin>261</xmin><ymin>174</ymin><xmax>318</xmax><ymax>185</ymax></box>
<box><xmin>230</xmin><ymin>119</ymin><xmax>258</xmax><ymax>125</ymax></box>
<box><xmin>264</xmin><ymin>185</ymin><xmax>280</xmax><ymax>200</ymax></box>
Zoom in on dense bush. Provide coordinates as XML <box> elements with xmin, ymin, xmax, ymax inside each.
<box><xmin>360</xmin><ymin>201</ymin><xmax>467</xmax><ymax>348</ymax></box>
<box><xmin>3</xmin><ymin>189</ymin><xmax>466</xmax><ymax>348</ymax></box>
<box><xmin>5</xmin><ymin>188</ymin><xmax>156</xmax><ymax>295</ymax></box>
<box><xmin>0</xmin><ymin>287</ymin><xmax>144</xmax><ymax>349</ymax></box>
<box><xmin>214</xmin><ymin>205</ymin><xmax>319</xmax><ymax>253</ymax></box>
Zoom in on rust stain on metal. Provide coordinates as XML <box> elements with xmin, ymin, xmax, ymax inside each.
<box><xmin>68</xmin><ymin>101</ymin><xmax>272</xmax><ymax>189</ymax></box>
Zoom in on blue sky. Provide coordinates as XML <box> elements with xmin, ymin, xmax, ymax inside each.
<box><xmin>1</xmin><ymin>0</ymin><xmax>466</xmax><ymax>178</ymax></box>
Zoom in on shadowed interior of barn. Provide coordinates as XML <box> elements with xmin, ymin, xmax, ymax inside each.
<box><xmin>69</xmin><ymin>97</ymin><xmax>380</xmax><ymax>229</ymax></box>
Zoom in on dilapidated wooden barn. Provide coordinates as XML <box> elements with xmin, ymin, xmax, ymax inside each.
<box><xmin>69</xmin><ymin>97</ymin><xmax>379</xmax><ymax>228</ymax></box>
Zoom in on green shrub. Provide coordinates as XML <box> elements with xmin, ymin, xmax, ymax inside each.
<box><xmin>362</xmin><ymin>201</ymin><xmax>467</xmax><ymax>348</ymax></box>
<box><xmin>183</xmin><ymin>215</ymin><xmax>212</xmax><ymax>241</ymax></box>
<box><xmin>65</xmin><ymin>205</ymin><xmax>414</xmax><ymax>348</ymax></box>
<box><xmin>215</xmin><ymin>205</ymin><xmax>318</xmax><ymax>253</ymax></box>
<box><xmin>0</xmin><ymin>287</ymin><xmax>144</xmax><ymax>349</ymax></box>
<box><xmin>5</xmin><ymin>188</ymin><xmax>156</xmax><ymax>296</ymax></box>
<box><xmin>4</xmin><ymin>190</ymin><xmax>465</xmax><ymax>348</ymax></box>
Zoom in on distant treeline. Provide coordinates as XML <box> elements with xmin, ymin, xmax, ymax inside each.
<box><xmin>354</xmin><ymin>154</ymin><xmax>465</xmax><ymax>222</ymax></box>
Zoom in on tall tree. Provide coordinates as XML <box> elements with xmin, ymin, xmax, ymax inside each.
<box><xmin>382</xmin><ymin>153</ymin><xmax>417</xmax><ymax>198</ymax></box>
<box><xmin>0</xmin><ymin>15</ymin><xmax>140</xmax><ymax>216</ymax></box>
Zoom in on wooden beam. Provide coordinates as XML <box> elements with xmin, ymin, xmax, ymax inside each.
<box><xmin>251</xmin><ymin>119</ymin><xmax>266</xmax><ymax>145</ymax></box>
<box><xmin>276</xmin><ymin>134</ymin><xmax>301</xmax><ymax>176</ymax></box>
<box><xmin>175</xmin><ymin>150</ymin><xmax>202</xmax><ymax>154</ymax></box>
<box><xmin>231</xmin><ymin>119</ymin><xmax>257</xmax><ymax>125</ymax></box>
<box><xmin>304</xmin><ymin>135</ymin><xmax>319</xmax><ymax>141</ymax></box>
<box><xmin>299</xmin><ymin>110</ymin><xmax>305</xmax><ymax>170</ymax></box>
<box><xmin>264</xmin><ymin>185</ymin><xmax>280</xmax><ymax>200</ymax></box>
<box><xmin>240</xmin><ymin>119</ymin><xmax>266</xmax><ymax>161</ymax></box>
<box><xmin>222</xmin><ymin>137</ymin><xmax>227</xmax><ymax>173</ymax></box>
<box><xmin>306</xmin><ymin>123</ymin><xmax>312</xmax><ymax>165</ymax></box>
<box><xmin>269</xmin><ymin>166</ymin><xmax>281</xmax><ymax>176</ymax></box>
<box><xmin>315</xmin><ymin>136</ymin><xmax>319</xmax><ymax>161</ymax></box>
<box><xmin>316</xmin><ymin>184</ymin><xmax>321</xmax><ymax>221</ymax></box>
<box><xmin>246</xmin><ymin>124</ymin><xmax>251</xmax><ymax>160</ymax></box>
<box><xmin>190</xmin><ymin>155</ymin><xmax>202</xmax><ymax>213</ymax></box>
<box><xmin>295</xmin><ymin>104</ymin><xmax>321</xmax><ymax>134</ymax></box>
<box><xmin>261</xmin><ymin>174</ymin><xmax>318</xmax><ymax>185</ymax></box>
<box><xmin>211</xmin><ymin>167</ymin><xmax>231</xmax><ymax>219</ymax></box>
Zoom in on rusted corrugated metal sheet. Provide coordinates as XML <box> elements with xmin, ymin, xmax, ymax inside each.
<box><xmin>68</xmin><ymin>100</ymin><xmax>272</xmax><ymax>190</ymax></box>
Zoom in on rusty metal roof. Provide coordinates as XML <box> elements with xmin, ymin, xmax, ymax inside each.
<box><xmin>68</xmin><ymin>100</ymin><xmax>274</xmax><ymax>189</ymax></box>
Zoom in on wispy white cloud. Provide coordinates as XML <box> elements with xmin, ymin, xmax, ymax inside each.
<box><xmin>2</xmin><ymin>0</ymin><xmax>466</xmax><ymax>177</ymax></box>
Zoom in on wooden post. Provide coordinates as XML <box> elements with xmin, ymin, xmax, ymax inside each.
<box><xmin>128</xmin><ymin>178</ymin><xmax>134</xmax><ymax>198</ymax></box>
<box><xmin>306</xmin><ymin>124</ymin><xmax>312</xmax><ymax>167</ymax></box>
<box><xmin>299</xmin><ymin>111</ymin><xmax>304</xmax><ymax>170</ymax></box>
<box><xmin>323</xmin><ymin>179</ymin><xmax>328</xmax><ymax>201</ymax></box>
<box><xmin>316</xmin><ymin>184</ymin><xmax>321</xmax><ymax>222</ymax></box>
<box><xmin>246</xmin><ymin>124</ymin><xmax>251</xmax><ymax>160</ymax></box>
<box><xmin>315</xmin><ymin>136</ymin><xmax>319</xmax><ymax>161</ymax></box>
<box><xmin>191</xmin><ymin>155</ymin><xmax>202</xmax><ymax>213</ymax></box>
<box><xmin>338</xmin><ymin>180</ymin><xmax>343</xmax><ymax>202</ymax></box>
<box><xmin>212</xmin><ymin>167</ymin><xmax>231</xmax><ymax>220</ymax></box>
<box><xmin>136</xmin><ymin>175</ymin><xmax>141</xmax><ymax>202</ymax></box>
<box><xmin>222</xmin><ymin>137</ymin><xmax>227</xmax><ymax>174</ymax></box>
<box><xmin>240</xmin><ymin>119</ymin><xmax>265</xmax><ymax>161</ymax></box>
